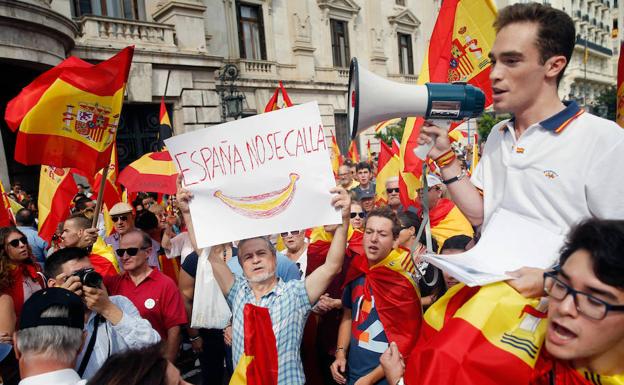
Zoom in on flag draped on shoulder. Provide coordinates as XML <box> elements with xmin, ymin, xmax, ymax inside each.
<box><xmin>38</xmin><ymin>166</ymin><xmax>78</xmax><ymax>243</ymax></box>
<box><xmin>342</xmin><ymin>248</ymin><xmax>421</xmax><ymax>359</ymax></box>
<box><xmin>399</xmin><ymin>0</ymin><xmax>496</xmax><ymax>206</ymax></box>
<box><xmin>5</xmin><ymin>47</ymin><xmax>134</xmax><ymax>176</ymax></box>
<box><xmin>617</xmin><ymin>41</ymin><xmax>624</xmax><ymax>128</ymax></box>
<box><xmin>230</xmin><ymin>304</ymin><xmax>278</xmax><ymax>385</ymax></box>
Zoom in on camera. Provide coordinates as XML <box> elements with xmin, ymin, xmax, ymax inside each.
<box><xmin>71</xmin><ymin>268</ymin><xmax>103</xmax><ymax>288</ymax></box>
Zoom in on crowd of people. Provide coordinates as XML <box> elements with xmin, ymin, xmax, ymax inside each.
<box><xmin>1</xmin><ymin>3</ymin><xmax>623</xmax><ymax>385</ymax></box>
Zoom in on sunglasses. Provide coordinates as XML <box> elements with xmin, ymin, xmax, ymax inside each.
<box><xmin>111</xmin><ymin>215</ymin><xmax>129</xmax><ymax>223</ymax></box>
<box><xmin>386</xmin><ymin>188</ymin><xmax>400</xmax><ymax>194</ymax></box>
<box><xmin>350</xmin><ymin>212</ymin><xmax>366</xmax><ymax>219</ymax></box>
<box><xmin>7</xmin><ymin>236</ymin><xmax>28</xmax><ymax>248</ymax></box>
<box><xmin>280</xmin><ymin>230</ymin><xmax>301</xmax><ymax>237</ymax></box>
<box><xmin>115</xmin><ymin>247</ymin><xmax>148</xmax><ymax>258</ymax></box>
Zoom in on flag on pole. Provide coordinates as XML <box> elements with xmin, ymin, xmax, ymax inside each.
<box><xmin>399</xmin><ymin>0</ymin><xmax>496</xmax><ymax>207</ymax></box>
<box><xmin>330</xmin><ymin>134</ymin><xmax>343</xmax><ymax>177</ymax></box>
<box><xmin>158</xmin><ymin>97</ymin><xmax>173</xmax><ymax>150</ymax></box>
<box><xmin>92</xmin><ymin>145</ymin><xmax>122</xmax><ymax>236</ymax></box>
<box><xmin>5</xmin><ymin>46</ymin><xmax>134</xmax><ymax>176</ymax></box>
<box><xmin>375</xmin><ymin>141</ymin><xmax>401</xmax><ymax>205</ymax></box>
<box><xmin>264</xmin><ymin>81</ymin><xmax>293</xmax><ymax>112</ymax></box>
<box><xmin>347</xmin><ymin>140</ymin><xmax>360</xmax><ymax>163</ymax></box>
<box><xmin>617</xmin><ymin>41</ymin><xmax>624</xmax><ymax>128</ymax></box>
<box><xmin>0</xmin><ymin>182</ymin><xmax>15</xmax><ymax>227</ymax></box>
<box><xmin>366</xmin><ymin>140</ymin><xmax>372</xmax><ymax>163</ymax></box>
<box><xmin>38</xmin><ymin>166</ymin><xmax>78</xmax><ymax>243</ymax></box>
<box><xmin>230</xmin><ymin>304</ymin><xmax>278</xmax><ymax>385</ymax></box>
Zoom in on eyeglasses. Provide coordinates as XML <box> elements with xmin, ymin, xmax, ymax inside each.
<box><xmin>280</xmin><ymin>230</ymin><xmax>301</xmax><ymax>237</ymax></box>
<box><xmin>543</xmin><ymin>271</ymin><xmax>624</xmax><ymax>320</ymax></box>
<box><xmin>115</xmin><ymin>247</ymin><xmax>148</xmax><ymax>258</ymax></box>
<box><xmin>7</xmin><ymin>236</ymin><xmax>28</xmax><ymax>248</ymax></box>
<box><xmin>386</xmin><ymin>188</ymin><xmax>400</xmax><ymax>194</ymax></box>
<box><xmin>111</xmin><ymin>215</ymin><xmax>129</xmax><ymax>223</ymax></box>
<box><xmin>350</xmin><ymin>212</ymin><xmax>366</xmax><ymax>219</ymax></box>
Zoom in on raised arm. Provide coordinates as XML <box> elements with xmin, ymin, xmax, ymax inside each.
<box><xmin>305</xmin><ymin>187</ymin><xmax>350</xmax><ymax>303</ymax></box>
<box><xmin>419</xmin><ymin>122</ymin><xmax>484</xmax><ymax>226</ymax></box>
<box><xmin>176</xmin><ymin>175</ymin><xmax>235</xmax><ymax>295</ymax></box>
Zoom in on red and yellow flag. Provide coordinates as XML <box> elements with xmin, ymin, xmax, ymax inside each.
<box><xmin>330</xmin><ymin>134</ymin><xmax>343</xmax><ymax>177</ymax></box>
<box><xmin>617</xmin><ymin>41</ymin><xmax>624</xmax><ymax>128</ymax></box>
<box><xmin>0</xmin><ymin>182</ymin><xmax>15</xmax><ymax>227</ymax></box>
<box><xmin>158</xmin><ymin>97</ymin><xmax>173</xmax><ymax>150</ymax></box>
<box><xmin>347</xmin><ymin>140</ymin><xmax>360</xmax><ymax>163</ymax></box>
<box><xmin>366</xmin><ymin>140</ymin><xmax>372</xmax><ymax>163</ymax></box>
<box><xmin>38</xmin><ymin>166</ymin><xmax>78</xmax><ymax>243</ymax></box>
<box><xmin>5</xmin><ymin>47</ymin><xmax>134</xmax><ymax>176</ymax></box>
<box><xmin>428</xmin><ymin>198</ymin><xmax>474</xmax><ymax>250</ymax></box>
<box><xmin>375</xmin><ymin>141</ymin><xmax>401</xmax><ymax>205</ymax></box>
<box><xmin>89</xmin><ymin>237</ymin><xmax>120</xmax><ymax>276</ymax></box>
<box><xmin>399</xmin><ymin>0</ymin><xmax>496</xmax><ymax>206</ymax></box>
<box><xmin>230</xmin><ymin>304</ymin><xmax>278</xmax><ymax>385</ymax></box>
<box><xmin>264</xmin><ymin>81</ymin><xmax>293</xmax><ymax>112</ymax></box>
<box><xmin>92</xmin><ymin>145</ymin><xmax>122</xmax><ymax>236</ymax></box>
<box><xmin>470</xmin><ymin>133</ymin><xmax>480</xmax><ymax>175</ymax></box>
<box><xmin>118</xmin><ymin>151</ymin><xmax>178</xmax><ymax>194</ymax></box>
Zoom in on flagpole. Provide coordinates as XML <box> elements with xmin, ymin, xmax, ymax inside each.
<box><xmin>91</xmin><ymin>164</ymin><xmax>110</xmax><ymax>228</ymax></box>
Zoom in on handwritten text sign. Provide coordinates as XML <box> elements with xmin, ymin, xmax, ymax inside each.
<box><xmin>164</xmin><ymin>102</ymin><xmax>341</xmax><ymax>248</ymax></box>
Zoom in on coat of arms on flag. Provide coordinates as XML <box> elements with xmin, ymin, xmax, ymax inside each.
<box><xmin>64</xmin><ymin>102</ymin><xmax>118</xmax><ymax>145</ymax></box>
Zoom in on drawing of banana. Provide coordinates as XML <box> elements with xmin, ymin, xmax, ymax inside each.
<box><xmin>214</xmin><ymin>173</ymin><xmax>300</xmax><ymax>218</ymax></box>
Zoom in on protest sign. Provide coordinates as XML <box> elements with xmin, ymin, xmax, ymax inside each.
<box><xmin>164</xmin><ymin>102</ymin><xmax>341</xmax><ymax>248</ymax></box>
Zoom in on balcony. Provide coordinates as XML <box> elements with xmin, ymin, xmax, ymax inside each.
<box><xmin>236</xmin><ymin>59</ymin><xmax>277</xmax><ymax>78</ymax></box>
<box><xmin>576</xmin><ymin>37</ymin><xmax>613</xmax><ymax>56</ymax></box>
<box><xmin>76</xmin><ymin>15</ymin><xmax>176</xmax><ymax>51</ymax></box>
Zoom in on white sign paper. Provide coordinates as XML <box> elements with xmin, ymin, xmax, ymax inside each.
<box><xmin>164</xmin><ymin>102</ymin><xmax>341</xmax><ymax>248</ymax></box>
<box><xmin>424</xmin><ymin>208</ymin><xmax>566</xmax><ymax>287</ymax></box>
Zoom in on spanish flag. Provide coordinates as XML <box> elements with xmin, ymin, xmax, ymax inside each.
<box><xmin>0</xmin><ymin>182</ymin><xmax>15</xmax><ymax>227</ymax></box>
<box><xmin>470</xmin><ymin>133</ymin><xmax>480</xmax><ymax>175</ymax></box>
<box><xmin>342</xmin><ymin>248</ymin><xmax>421</xmax><ymax>359</ymax></box>
<box><xmin>230</xmin><ymin>304</ymin><xmax>278</xmax><ymax>385</ymax></box>
<box><xmin>92</xmin><ymin>145</ymin><xmax>121</xmax><ymax>236</ymax></box>
<box><xmin>264</xmin><ymin>81</ymin><xmax>293</xmax><ymax>112</ymax></box>
<box><xmin>405</xmin><ymin>282</ymin><xmax>548</xmax><ymax>385</ymax></box>
<box><xmin>617</xmin><ymin>41</ymin><xmax>624</xmax><ymax>128</ymax></box>
<box><xmin>38</xmin><ymin>165</ymin><xmax>78</xmax><ymax>243</ymax></box>
<box><xmin>5</xmin><ymin>47</ymin><xmax>134</xmax><ymax>176</ymax></box>
<box><xmin>399</xmin><ymin>0</ymin><xmax>496</xmax><ymax>206</ymax></box>
<box><xmin>330</xmin><ymin>134</ymin><xmax>343</xmax><ymax>177</ymax></box>
<box><xmin>89</xmin><ymin>237</ymin><xmax>120</xmax><ymax>276</ymax></box>
<box><xmin>375</xmin><ymin>140</ymin><xmax>400</xmax><ymax>205</ymax></box>
<box><xmin>347</xmin><ymin>140</ymin><xmax>360</xmax><ymax>163</ymax></box>
<box><xmin>428</xmin><ymin>198</ymin><xmax>474</xmax><ymax>251</ymax></box>
<box><xmin>157</xmin><ymin>97</ymin><xmax>173</xmax><ymax>150</ymax></box>
<box><xmin>531</xmin><ymin>353</ymin><xmax>624</xmax><ymax>385</ymax></box>
<box><xmin>366</xmin><ymin>140</ymin><xmax>372</xmax><ymax>163</ymax></box>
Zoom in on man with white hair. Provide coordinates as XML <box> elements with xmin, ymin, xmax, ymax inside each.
<box><xmin>13</xmin><ymin>287</ymin><xmax>86</xmax><ymax>385</ymax></box>
<box><xmin>385</xmin><ymin>176</ymin><xmax>402</xmax><ymax>213</ymax></box>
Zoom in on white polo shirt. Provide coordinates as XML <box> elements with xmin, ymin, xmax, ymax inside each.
<box><xmin>472</xmin><ymin>101</ymin><xmax>624</xmax><ymax>234</ymax></box>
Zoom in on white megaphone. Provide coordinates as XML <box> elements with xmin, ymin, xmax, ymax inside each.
<box><xmin>347</xmin><ymin>58</ymin><xmax>485</xmax><ymax>159</ymax></box>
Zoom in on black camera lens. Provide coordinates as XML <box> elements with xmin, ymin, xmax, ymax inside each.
<box><xmin>82</xmin><ymin>270</ymin><xmax>103</xmax><ymax>288</ymax></box>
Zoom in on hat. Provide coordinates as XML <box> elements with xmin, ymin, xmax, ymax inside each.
<box><xmin>0</xmin><ymin>343</ymin><xmax>12</xmax><ymax>361</ymax></box>
<box><xmin>19</xmin><ymin>288</ymin><xmax>85</xmax><ymax>331</ymax></box>
<box><xmin>359</xmin><ymin>190</ymin><xmax>375</xmax><ymax>200</ymax></box>
<box><xmin>426</xmin><ymin>174</ymin><xmax>443</xmax><ymax>187</ymax></box>
<box><xmin>109</xmin><ymin>202</ymin><xmax>134</xmax><ymax>216</ymax></box>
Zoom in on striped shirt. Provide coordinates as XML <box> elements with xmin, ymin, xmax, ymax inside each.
<box><xmin>227</xmin><ymin>276</ymin><xmax>312</xmax><ymax>385</ymax></box>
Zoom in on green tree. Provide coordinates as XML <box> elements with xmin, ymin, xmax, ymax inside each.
<box><xmin>374</xmin><ymin>118</ymin><xmax>405</xmax><ymax>146</ymax></box>
<box><xmin>595</xmin><ymin>86</ymin><xmax>616</xmax><ymax>121</ymax></box>
<box><xmin>477</xmin><ymin>112</ymin><xmax>510</xmax><ymax>141</ymax></box>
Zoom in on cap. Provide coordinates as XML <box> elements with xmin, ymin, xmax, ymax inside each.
<box><xmin>426</xmin><ymin>174</ymin><xmax>443</xmax><ymax>187</ymax></box>
<box><xmin>19</xmin><ymin>288</ymin><xmax>85</xmax><ymax>331</ymax></box>
<box><xmin>359</xmin><ymin>190</ymin><xmax>375</xmax><ymax>200</ymax></box>
<box><xmin>0</xmin><ymin>343</ymin><xmax>12</xmax><ymax>361</ymax></box>
<box><xmin>109</xmin><ymin>202</ymin><xmax>134</xmax><ymax>216</ymax></box>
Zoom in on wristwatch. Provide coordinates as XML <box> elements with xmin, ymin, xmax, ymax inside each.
<box><xmin>442</xmin><ymin>170</ymin><xmax>466</xmax><ymax>185</ymax></box>
<box><xmin>396</xmin><ymin>377</ymin><xmax>405</xmax><ymax>385</ymax></box>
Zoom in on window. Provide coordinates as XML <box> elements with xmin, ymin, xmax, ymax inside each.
<box><xmin>330</xmin><ymin>19</ymin><xmax>350</xmax><ymax>68</ymax></box>
<box><xmin>237</xmin><ymin>2</ymin><xmax>266</xmax><ymax>60</ymax></box>
<box><xmin>334</xmin><ymin>113</ymin><xmax>349</xmax><ymax>153</ymax></box>
<box><xmin>72</xmin><ymin>0</ymin><xmax>145</xmax><ymax>19</ymax></box>
<box><xmin>396</xmin><ymin>0</ymin><xmax>406</xmax><ymax>5</ymax></box>
<box><xmin>398</xmin><ymin>33</ymin><xmax>414</xmax><ymax>74</ymax></box>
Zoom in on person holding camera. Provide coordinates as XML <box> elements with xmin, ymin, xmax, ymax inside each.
<box><xmin>44</xmin><ymin>247</ymin><xmax>160</xmax><ymax>379</ymax></box>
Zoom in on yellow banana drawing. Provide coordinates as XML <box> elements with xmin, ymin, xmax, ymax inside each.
<box><xmin>214</xmin><ymin>173</ymin><xmax>300</xmax><ymax>218</ymax></box>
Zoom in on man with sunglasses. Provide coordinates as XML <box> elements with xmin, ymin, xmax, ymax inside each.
<box><xmin>45</xmin><ymin>247</ymin><xmax>160</xmax><ymax>379</ymax></box>
<box><xmin>104</xmin><ymin>202</ymin><xmax>160</xmax><ymax>271</ymax></box>
<box><xmin>282</xmin><ymin>230</ymin><xmax>308</xmax><ymax>279</ymax></box>
<box><xmin>385</xmin><ymin>177</ymin><xmax>402</xmax><ymax>214</ymax></box>
<box><xmin>104</xmin><ymin>229</ymin><xmax>187</xmax><ymax>363</ymax></box>
<box><xmin>530</xmin><ymin>219</ymin><xmax>624</xmax><ymax>384</ymax></box>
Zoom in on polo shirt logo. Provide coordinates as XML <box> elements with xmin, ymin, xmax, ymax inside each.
<box><xmin>543</xmin><ymin>170</ymin><xmax>558</xmax><ymax>180</ymax></box>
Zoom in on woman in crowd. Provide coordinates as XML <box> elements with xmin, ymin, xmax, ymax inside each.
<box><xmin>0</xmin><ymin>227</ymin><xmax>45</xmax><ymax>385</ymax></box>
<box><xmin>349</xmin><ymin>202</ymin><xmax>366</xmax><ymax>231</ymax></box>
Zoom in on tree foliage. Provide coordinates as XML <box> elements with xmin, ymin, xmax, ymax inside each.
<box><xmin>477</xmin><ymin>112</ymin><xmax>510</xmax><ymax>141</ymax></box>
<box><xmin>374</xmin><ymin>118</ymin><xmax>406</xmax><ymax>146</ymax></box>
<box><xmin>595</xmin><ymin>86</ymin><xmax>616</xmax><ymax>121</ymax></box>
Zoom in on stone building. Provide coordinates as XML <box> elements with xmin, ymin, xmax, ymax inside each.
<box><xmin>0</xmin><ymin>0</ymin><xmax>441</xmax><ymax>190</ymax></box>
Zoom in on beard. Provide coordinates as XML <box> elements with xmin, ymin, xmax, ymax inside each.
<box><xmin>246</xmin><ymin>270</ymin><xmax>276</xmax><ymax>283</ymax></box>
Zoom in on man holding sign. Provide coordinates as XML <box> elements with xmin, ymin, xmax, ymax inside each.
<box><xmin>177</xmin><ymin>175</ymin><xmax>351</xmax><ymax>385</ymax></box>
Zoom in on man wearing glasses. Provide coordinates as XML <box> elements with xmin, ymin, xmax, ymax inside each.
<box><xmin>104</xmin><ymin>229</ymin><xmax>187</xmax><ymax>363</ymax></box>
<box><xmin>385</xmin><ymin>177</ymin><xmax>402</xmax><ymax>214</ymax></box>
<box><xmin>105</xmin><ymin>202</ymin><xmax>160</xmax><ymax>270</ymax></box>
<box><xmin>532</xmin><ymin>219</ymin><xmax>624</xmax><ymax>384</ymax></box>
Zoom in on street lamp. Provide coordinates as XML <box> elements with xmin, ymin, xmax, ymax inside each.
<box><xmin>218</xmin><ymin>64</ymin><xmax>246</xmax><ymax>120</ymax></box>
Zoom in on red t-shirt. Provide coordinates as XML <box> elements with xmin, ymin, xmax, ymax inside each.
<box><xmin>104</xmin><ymin>269</ymin><xmax>188</xmax><ymax>339</ymax></box>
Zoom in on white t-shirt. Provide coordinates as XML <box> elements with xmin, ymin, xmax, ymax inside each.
<box><xmin>19</xmin><ymin>368</ymin><xmax>86</xmax><ymax>385</ymax></box>
<box><xmin>472</xmin><ymin>102</ymin><xmax>624</xmax><ymax>234</ymax></box>
<box><xmin>167</xmin><ymin>232</ymin><xmax>194</xmax><ymax>264</ymax></box>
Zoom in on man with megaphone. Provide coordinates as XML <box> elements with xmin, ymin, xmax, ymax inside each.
<box><xmin>378</xmin><ymin>3</ymin><xmax>624</xmax><ymax>385</ymax></box>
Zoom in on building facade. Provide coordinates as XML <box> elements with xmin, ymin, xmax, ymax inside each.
<box><xmin>0</xmin><ymin>0</ymin><xmax>442</xmax><ymax>190</ymax></box>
